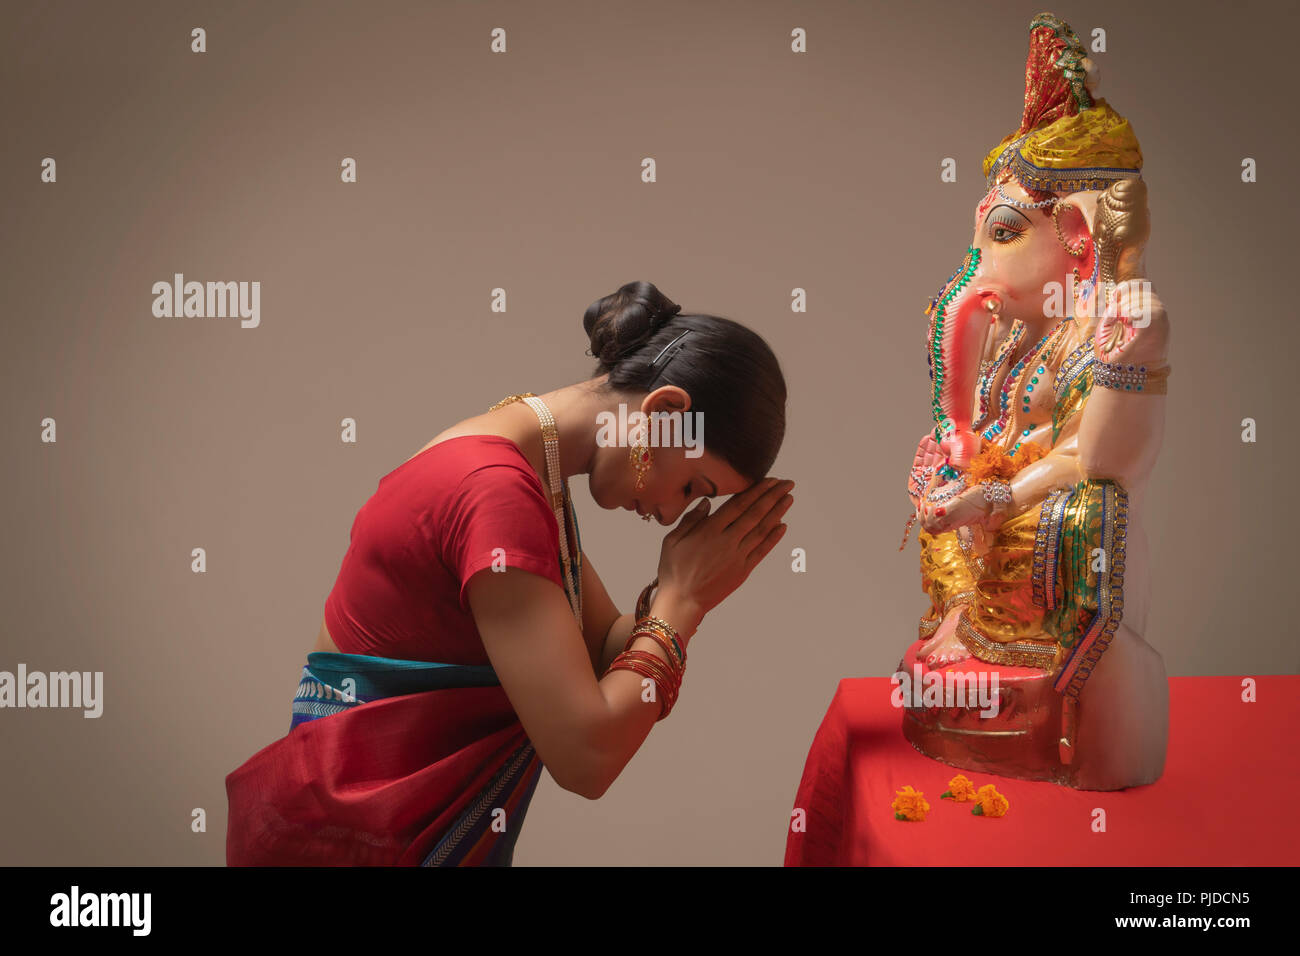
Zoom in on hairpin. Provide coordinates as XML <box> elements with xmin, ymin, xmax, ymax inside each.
<box><xmin>649</xmin><ymin>329</ymin><xmax>692</xmax><ymax>367</ymax></box>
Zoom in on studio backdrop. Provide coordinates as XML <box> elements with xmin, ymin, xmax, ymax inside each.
<box><xmin>2</xmin><ymin>0</ymin><xmax>1294</xmax><ymax>865</ymax></box>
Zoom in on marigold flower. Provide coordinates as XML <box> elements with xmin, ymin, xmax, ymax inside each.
<box><xmin>972</xmin><ymin>783</ymin><xmax>1009</xmax><ymax>817</ymax></box>
<box><xmin>967</xmin><ymin>442</ymin><xmax>1018</xmax><ymax>483</ymax></box>
<box><xmin>892</xmin><ymin>785</ymin><xmax>931</xmax><ymax>822</ymax></box>
<box><xmin>1012</xmin><ymin>441</ymin><xmax>1048</xmax><ymax>467</ymax></box>
<box><xmin>941</xmin><ymin>774</ymin><xmax>977</xmax><ymax>801</ymax></box>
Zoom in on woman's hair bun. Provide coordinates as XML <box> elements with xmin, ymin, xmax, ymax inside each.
<box><xmin>583</xmin><ymin>281</ymin><xmax>682</xmax><ymax>369</ymax></box>
<box><xmin>582</xmin><ymin>286</ymin><xmax>788</xmax><ymax>484</ymax></box>
<box><xmin>652</xmin><ymin>303</ymin><xmax>682</xmax><ymax>328</ymax></box>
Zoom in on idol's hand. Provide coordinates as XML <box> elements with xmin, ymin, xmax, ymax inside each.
<box><xmin>908</xmin><ymin>432</ymin><xmax>945</xmax><ymax>509</ymax></box>
<box><xmin>655</xmin><ymin>477</ymin><xmax>794</xmax><ymax>625</ymax></box>
<box><xmin>918</xmin><ymin>480</ymin><xmax>1002</xmax><ymax>536</ymax></box>
<box><xmin>1094</xmin><ymin>279</ymin><xmax>1169</xmax><ymax>367</ymax></box>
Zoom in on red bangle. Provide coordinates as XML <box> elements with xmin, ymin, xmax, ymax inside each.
<box><xmin>605</xmin><ymin>658</ymin><xmax>672</xmax><ymax>719</ymax></box>
<box><xmin>605</xmin><ymin>650</ymin><xmax>680</xmax><ymax>718</ymax></box>
<box><xmin>619</xmin><ymin>650</ymin><xmax>677</xmax><ymax>699</ymax></box>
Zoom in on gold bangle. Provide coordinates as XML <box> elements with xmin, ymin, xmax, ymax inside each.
<box><xmin>631</xmin><ymin>621</ymin><xmax>685</xmax><ymax>669</ymax></box>
<box><xmin>638</xmin><ymin>616</ymin><xmax>684</xmax><ymax>658</ymax></box>
<box><xmin>626</xmin><ymin>627</ymin><xmax>685</xmax><ymax>674</ymax></box>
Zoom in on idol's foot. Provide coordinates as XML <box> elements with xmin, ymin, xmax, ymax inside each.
<box><xmin>917</xmin><ymin>625</ymin><xmax>971</xmax><ymax>669</ymax></box>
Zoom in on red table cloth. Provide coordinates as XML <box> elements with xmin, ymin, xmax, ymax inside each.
<box><xmin>784</xmin><ymin>676</ymin><xmax>1299</xmax><ymax>866</ymax></box>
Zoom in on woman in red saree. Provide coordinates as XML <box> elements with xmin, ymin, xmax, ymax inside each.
<box><xmin>225</xmin><ymin>280</ymin><xmax>791</xmax><ymax>865</ymax></box>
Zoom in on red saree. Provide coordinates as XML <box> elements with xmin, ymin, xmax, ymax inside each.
<box><xmin>227</xmin><ymin>423</ymin><xmax>582</xmax><ymax>866</ymax></box>
<box><xmin>226</xmin><ymin>656</ymin><xmax>544</xmax><ymax>866</ymax></box>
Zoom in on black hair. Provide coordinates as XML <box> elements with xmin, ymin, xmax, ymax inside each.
<box><xmin>582</xmin><ymin>280</ymin><xmax>786</xmax><ymax>482</ymax></box>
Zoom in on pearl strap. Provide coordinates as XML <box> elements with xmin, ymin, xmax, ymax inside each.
<box><xmin>519</xmin><ymin>396</ymin><xmax>583</xmax><ymax>624</ymax></box>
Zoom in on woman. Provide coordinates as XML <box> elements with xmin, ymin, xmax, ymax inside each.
<box><xmin>225</xmin><ymin>280</ymin><xmax>793</xmax><ymax>865</ymax></box>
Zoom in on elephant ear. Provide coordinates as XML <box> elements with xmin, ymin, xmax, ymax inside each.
<box><xmin>1090</xmin><ymin>179</ymin><xmax>1160</xmax><ymax>364</ymax></box>
<box><xmin>1052</xmin><ymin>189</ymin><xmax>1104</xmax><ymax>333</ymax></box>
<box><xmin>1091</xmin><ymin>178</ymin><xmax>1150</xmax><ymax>287</ymax></box>
<box><xmin>1055</xmin><ymin>190</ymin><xmax>1101</xmax><ymax>251</ymax></box>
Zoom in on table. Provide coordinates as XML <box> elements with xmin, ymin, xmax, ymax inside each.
<box><xmin>784</xmin><ymin>676</ymin><xmax>1298</xmax><ymax>866</ymax></box>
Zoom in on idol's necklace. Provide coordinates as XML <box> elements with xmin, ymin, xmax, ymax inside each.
<box><xmin>980</xmin><ymin>320</ymin><xmax>1070</xmax><ymax>443</ymax></box>
<box><xmin>973</xmin><ymin>322</ymin><xmax>1025</xmax><ymax>430</ymax></box>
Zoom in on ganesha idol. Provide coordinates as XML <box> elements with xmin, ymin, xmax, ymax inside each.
<box><xmin>897</xmin><ymin>13</ymin><xmax>1172</xmax><ymax>790</ymax></box>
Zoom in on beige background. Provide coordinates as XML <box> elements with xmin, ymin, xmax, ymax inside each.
<box><xmin>2</xmin><ymin>0</ymin><xmax>1296</xmax><ymax>865</ymax></box>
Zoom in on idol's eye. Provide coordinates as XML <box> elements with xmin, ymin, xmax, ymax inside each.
<box><xmin>990</xmin><ymin>223</ymin><xmax>1026</xmax><ymax>244</ymax></box>
<box><xmin>684</xmin><ymin>483</ymin><xmax>692</xmax><ymax>498</ymax></box>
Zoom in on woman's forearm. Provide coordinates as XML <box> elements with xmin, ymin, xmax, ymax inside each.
<box><xmin>595</xmin><ymin>581</ymin><xmax>699</xmax><ymax>671</ymax></box>
<box><xmin>597</xmin><ymin>613</ymin><xmax>637</xmax><ymax>674</ymax></box>
<box><xmin>582</xmin><ymin>590</ymin><xmax>701</xmax><ymax>799</ymax></box>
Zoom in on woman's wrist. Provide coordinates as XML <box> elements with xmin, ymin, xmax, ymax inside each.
<box><xmin>648</xmin><ymin>586</ymin><xmax>702</xmax><ymax>645</ymax></box>
<box><xmin>635</xmin><ymin>578</ymin><xmax>659</xmax><ymax>621</ymax></box>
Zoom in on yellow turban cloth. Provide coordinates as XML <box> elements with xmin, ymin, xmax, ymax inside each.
<box><xmin>983</xmin><ymin>97</ymin><xmax>1144</xmax><ymax>193</ymax></box>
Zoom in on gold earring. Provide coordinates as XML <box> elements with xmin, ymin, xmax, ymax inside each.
<box><xmin>630</xmin><ymin>427</ymin><xmax>653</xmax><ymax>492</ymax></box>
<box><xmin>1052</xmin><ymin>202</ymin><xmax>1088</xmax><ymax>257</ymax></box>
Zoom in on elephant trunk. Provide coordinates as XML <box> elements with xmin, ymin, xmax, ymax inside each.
<box><xmin>928</xmin><ymin>248</ymin><xmax>999</xmax><ymax>471</ymax></box>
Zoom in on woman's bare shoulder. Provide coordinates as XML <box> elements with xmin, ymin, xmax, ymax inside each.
<box><xmin>405</xmin><ymin>409</ymin><xmax>520</xmax><ymax>463</ymax></box>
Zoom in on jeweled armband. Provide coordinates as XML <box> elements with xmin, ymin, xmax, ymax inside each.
<box><xmin>1092</xmin><ymin>361</ymin><xmax>1170</xmax><ymax>394</ymax></box>
<box><xmin>925</xmin><ymin>476</ymin><xmax>967</xmax><ymax>503</ymax></box>
<box><xmin>981</xmin><ymin>479</ymin><xmax>1013</xmax><ymax>515</ymax></box>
